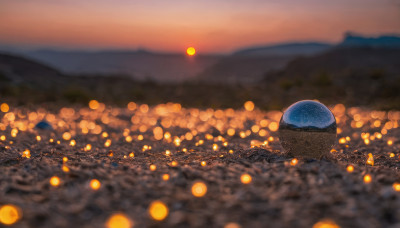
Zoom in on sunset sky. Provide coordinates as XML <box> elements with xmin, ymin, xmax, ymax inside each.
<box><xmin>0</xmin><ymin>0</ymin><xmax>399</xmax><ymax>53</ymax></box>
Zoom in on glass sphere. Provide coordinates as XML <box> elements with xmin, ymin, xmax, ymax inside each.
<box><xmin>279</xmin><ymin>100</ymin><xmax>337</xmax><ymax>158</ymax></box>
<box><xmin>35</xmin><ymin>120</ymin><xmax>53</xmax><ymax>130</ymax></box>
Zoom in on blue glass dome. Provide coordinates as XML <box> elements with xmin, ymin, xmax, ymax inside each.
<box><xmin>279</xmin><ymin>100</ymin><xmax>337</xmax><ymax>158</ymax></box>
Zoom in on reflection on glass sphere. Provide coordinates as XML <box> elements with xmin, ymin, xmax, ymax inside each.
<box><xmin>279</xmin><ymin>100</ymin><xmax>337</xmax><ymax>158</ymax></box>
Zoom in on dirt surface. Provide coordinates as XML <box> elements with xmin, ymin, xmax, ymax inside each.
<box><xmin>1</xmin><ymin>103</ymin><xmax>400</xmax><ymax>228</ymax></box>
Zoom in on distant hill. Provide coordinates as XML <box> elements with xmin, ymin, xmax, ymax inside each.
<box><xmin>340</xmin><ymin>32</ymin><xmax>400</xmax><ymax>48</ymax></box>
<box><xmin>233</xmin><ymin>42</ymin><xmax>332</xmax><ymax>57</ymax></box>
<box><xmin>262</xmin><ymin>46</ymin><xmax>400</xmax><ymax>107</ymax></box>
<box><xmin>198</xmin><ymin>34</ymin><xmax>400</xmax><ymax>84</ymax></box>
<box><xmin>196</xmin><ymin>55</ymin><xmax>293</xmax><ymax>83</ymax></box>
<box><xmin>266</xmin><ymin>47</ymin><xmax>400</xmax><ymax>81</ymax></box>
<box><xmin>2</xmin><ymin>32</ymin><xmax>400</xmax><ymax>85</ymax></box>
<box><xmin>2</xmin><ymin>50</ymin><xmax>400</xmax><ymax>109</ymax></box>
<box><xmin>24</xmin><ymin>50</ymin><xmax>222</xmax><ymax>82</ymax></box>
<box><xmin>197</xmin><ymin>42</ymin><xmax>332</xmax><ymax>83</ymax></box>
<box><xmin>0</xmin><ymin>53</ymin><xmax>280</xmax><ymax>109</ymax></box>
<box><xmin>0</xmin><ymin>53</ymin><xmax>64</xmax><ymax>87</ymax></box>
<box><xmin>26</xmin><ymin>44</ymin><xmax>331</xmax><ymax>84</ymax></box>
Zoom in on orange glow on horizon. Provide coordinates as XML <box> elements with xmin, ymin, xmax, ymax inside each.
<box><xmin>186</xmin><ymin>47</ymin><xmax>196</xmax><ymax>56</ymax></box>
<box><xmin>0</xmin><ymin>0</ymin><xmax>400</xmax><ymax>53</ymax></box>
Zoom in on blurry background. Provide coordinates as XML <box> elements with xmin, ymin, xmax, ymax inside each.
<box><xmin>0</xmin><ymin>0</ymin><xmax>400</xmax><ymax>109</ymax></box>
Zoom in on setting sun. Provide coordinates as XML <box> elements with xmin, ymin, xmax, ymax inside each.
<box><xmin>186</xmin><ymin>47</ymin><xmax>196</xmax><ymax>56</ymax></box>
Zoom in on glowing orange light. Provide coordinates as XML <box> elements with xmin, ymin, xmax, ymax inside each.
<box><xmin>244</xmin><ymin>101</ymin><xmax>255</xmax><ymax>111</ymax></box>
<box><xmin>269</xmin><ymin>122</ymin><xmax>278</xmax><ymax>132</ymax></box>
<box><xmin>90</xmin><ymin>179</ymin><xmax>101</xmax><ymax>190</ymax></box>
<box><xmin>0</xmin><ymin>204</ymin><xmax>22</xmax><ymax>225</ymax></box>
<box><xmin>22</xmin><ymin>149</ymin><xmax>31</xmax><ymax>158</ymax></box>
<box><xmin>201</xmin><ymin>161</ymin><xmax>206</xmax><ymax>166</ymax></box>
<box><xmin>164</xmin><ymin>132</ymin><xmax>171</xmax><ymax>140</ymax></box>
<box><xmin>346</xmin><ymin>165</ymin><xmax>354</xmax><ymax>173</ymax></box>
<box><xmin>50</xmin><ymin>176</ymin><xmax>60</xmax><ymax>187</ymax></box>
<box><xmin>290</xmin><ymin>158</ymin><xmax>298</xmax><ymax>166</ymax></box>
<box><xmin>213</xmin><ymin>144</ymin><xmax>218</xmax><ymax>151</ymax></box>
<box><xmin>364</xmin><ymin>174</ymin><xmax>372</xmax><ymax>183</ymax></box>
<box><xmin>174</xmin><ymin>138</ymin><xmax>181</xmax><ymax>146</ymax></box>
<box><xmin>227</xmin><ymin>128</ymin><xmax>235</xmax><ymax>136</ymax></box>
<box><xmin>393</xmin><ymin>182</ymin><xmax>400</xmax><ymax>191</ymax></box>
<box><xmin>312</xmin><ymin>219</ymin><xmax>340</xmax><ymax>228</ymax></box>
<box><xmin>11</xmin><ymin>129</ymin><xmax>18</xmax><ymax>137</ymax></box>
<box><xmin>85</xmin><ymin>144</ymin><xmax>92</xmax><ymax>151</ymax></box>
<box><xmin>191</xmin><ymin>181</ymin><xmax>207</xmax><ymax>197</ymax></box>
<box><xmin>106</xmin><ymin>213</ymin><xmax>133</xmax><ymax>228</ymax></box>
<box><xmin>62</xmin><ymin>132</ymin><xmax>72</xmax><ymax>141</ymax></box>
<box><xmin>150</xmin><ymin>164</ymin><xmax>157</xmax><ymax>171</ymax></box>
<box><xmin>366</xmin><ymin>153</ymin><xmax>374</xmax><ymax>166</ymax></box>
<box><xmin>125</xmin><ymin>136</ymin><xmax>132</xmax><ymax>143</ymax></box>
<box><xmin>149</xmin><ymin>201</ymin><xmax>169</xmax><ymax>221</ymax></box>
<box><xmin>62</xmin><ymin>165</ymin><xmax>70</xmax><ymax>173</ymax></box>
<box><xmin>162</xmin><ymin>174</ymin><xmax>170</xmax><ymax>181</ymax></box>
<box><xmin>186</xmin><ymin>47</ymin><xmax>196</xmax><ymax>56</ymax></box>
<box><xmin>127</xmin><ymin>102</ymin><xmax>137</xmax><ymax>111</ymax></box>
<box><xmin>153</xmin><ymin>127</ymin><xmax>164</xmax><ymax>140</ymax></box>
<box><xmin>339</xmin><ymin>137</ymin><xmax>346</xmax><ymax>144</ymax></box>
<box><xmin>241</xmin><ymin>174</ymin><xmax>252</xmax><ymax>184</ymax></box>
<box><xmin>224</xmin><ymin>223</ymin><xmax>241</xmax><ymax>228</ymax></box>
<box><xmin>104</xmin><ymin>139</ymin><xmax>112</xmax><ymax>147</ymax></box>
<box><xmin>0</xmin><ymin>103</ymin><xmax>10</xmax><ymax>113</ymax></box>
<box><xmin>89</xmin><ymin>100</ymin><xmax>100</xmax><ymax>110</ymax></box>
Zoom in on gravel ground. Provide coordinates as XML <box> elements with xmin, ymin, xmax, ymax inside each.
<box><xmin>1</xmin><ymin>102</ymin><xmax>400</xmax><ymax>228</ymax></box>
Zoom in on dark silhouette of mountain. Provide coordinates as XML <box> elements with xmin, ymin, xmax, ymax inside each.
<box><xmin>197</xmin><ymin>42</ymin><xmax>331</xmax><ymax>83</ymax></box>
<box><xmin>3</xmin><ymin>50</ymin><xmax>400</xmax><ymax>110</ymax></box>
<box><xmin>0</xmin><ymin>53</ymin><xmax>64</xmax><ymax>87</ymax></box>
<box><xmin>2</xmin><ymin>32</ymin><xmax>400</xmax><ymax>84</ymax></box>
<box><xmin>233</xmin><ymin>42</ymin><xmax>332</xmax><ymax>57</ymax></box>
<box><xmin>340</xmin><ymin>32</ymin><xmax>400</xmax><ymax>48</ymax></box>
<box><xmin>0</xmin><ymin>42</ymin><xmax>332</xmax><ymax>84</ymax></box>
<box><xmin>266</xmin><ymin>47</ymin><xmax>400</xmax><ymax>81</ymax></box>
<box><xmin>196</xmin><ymin>55</ymin><xmax>293</xmax><ymax>83</ymax></box>
<box><xmin>262</xmin><ymin>46</ymin><xmax>400</xmax><ymax>108</ymax></box>
<box><xmin>24</xmin><ymin>50</ymin><xmax>222</xmax><ymax>82</ymax></box>
<box><xmin>198</xmin><ymin>34</ymin><xmax>400</xmax><ymax>83</ymax></box>
<box><xmin>0</xmin><ymin>52</ymin><xmax>277</xmax><ymax>108</ymax></box>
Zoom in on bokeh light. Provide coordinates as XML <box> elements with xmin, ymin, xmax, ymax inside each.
<box><xmin>149</xmin><ymin>201</ymin><xmax>169</xmax><ymax>221</ymax></box>
<box><xmin>191</xmin><ymin>181</ymin><xmax>207</xmax><ymax>197</ymax></box>
<box><xmin>90</xmin><ymin>179</ymin><xmax>101</xmax><ymax>190</ymax></box>
<box><xmin>0</xmin><ymin>205</ymin><xmax>22</xmax><ymax>225</ymax></box>
<box><xmin>240</xmin><ymin>174</ymin><xmax>252</xmax><ymax>184</ymax></box>
<box><xmin>50</xmin><ymin>176</ymin><xmax>61</xmax><ymax>187</ymax></box>
<box><xmin>106</xmin><ymin>213</ymin><xmax>133</xmax><ymax>228</ymax></box>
